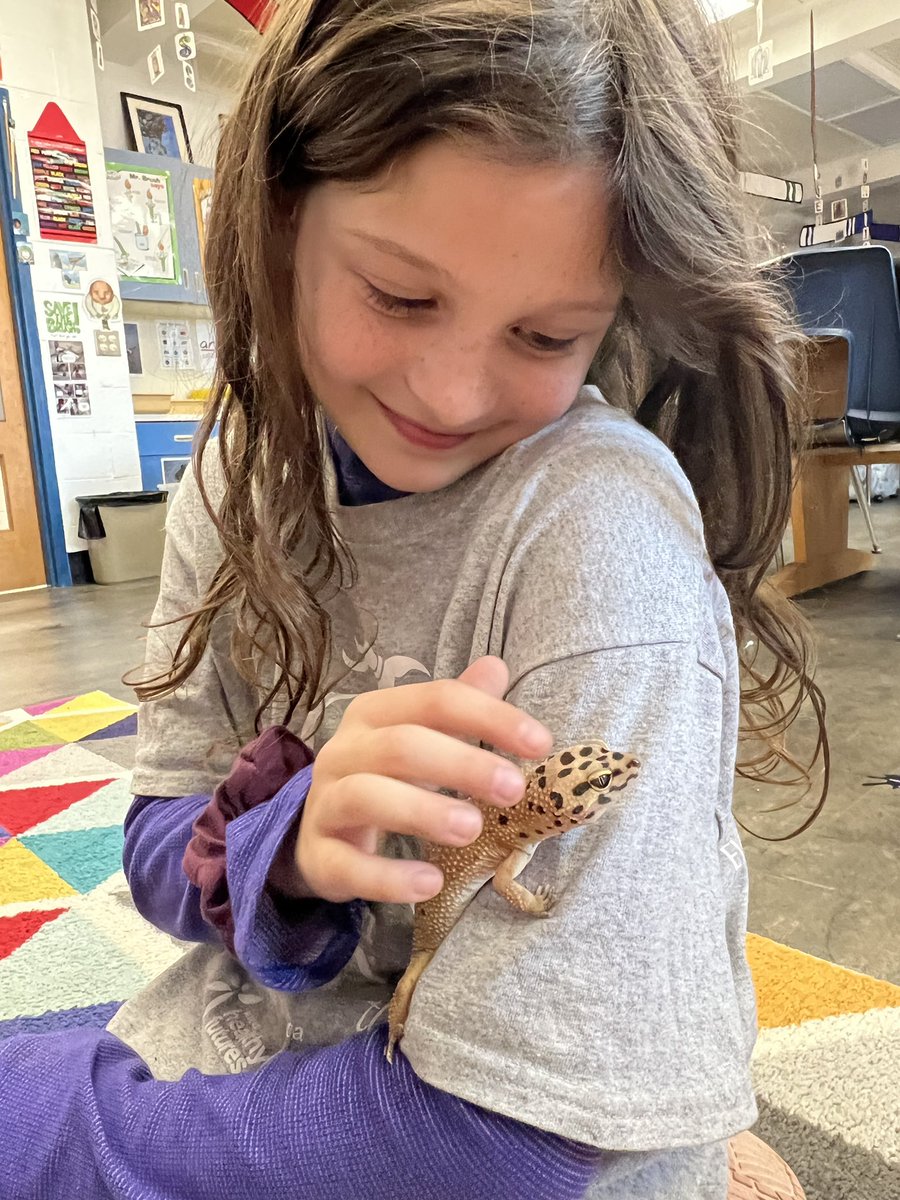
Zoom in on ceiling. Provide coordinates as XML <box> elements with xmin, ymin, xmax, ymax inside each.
<box><xmin>95</xmin><ymin>0</ymin><xmax>900</xmax><ymax>204</ymax></box>
<box><xmin>98</xmin><ymin>0</ymin><xmax>259</xmax><ymax>90</ymax></box>
<box><xmin>730</xmin><ymin>0</ymin><xmax>900</xmax><ymax>195</ymax></box>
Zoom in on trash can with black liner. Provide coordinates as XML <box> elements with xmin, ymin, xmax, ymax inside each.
<box><xmin>75</xmin><ymin>490</ymin><xmax>168</xmax><ymax>583</ymax></box>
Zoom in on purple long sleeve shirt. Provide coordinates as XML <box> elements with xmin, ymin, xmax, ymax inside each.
<box><xmin>0</xmin><ymin>429</ymin><xmax>602</xmax><ymax>1199</ymax></box>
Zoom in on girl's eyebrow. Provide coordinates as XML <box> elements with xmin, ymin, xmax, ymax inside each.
<box><xmin>346</xmin><ymin>227</ymin><xmax>616</xmax><ymax>315</ymax></box>
<box><xmin>347</xmin><ymin>228</ymin><xmax>452</xmax><ymax>278</ymax></box>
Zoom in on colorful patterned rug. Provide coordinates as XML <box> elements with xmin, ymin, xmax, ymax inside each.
<box><xmin>1</xmin><ymin>692</ymin><xmax>898</xmax><ymax>1198</ymax></box>
<box><xmin>0</xmin><ymin>692</ymin><xmax>185</xmax><ymax>1039</ymax></box>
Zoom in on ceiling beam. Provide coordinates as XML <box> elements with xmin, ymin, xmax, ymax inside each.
<box><xmin>733</xmin><ymin>0</ymin><xmax>900</xmax><ymax>86</ymax></box>
<box><xmin>845</xmin><ymin>50</ymin><xmax>900</xmax><ymax>95</ymax></box>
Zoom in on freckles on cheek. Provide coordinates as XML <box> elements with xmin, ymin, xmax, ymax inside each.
<box><xmin>315</xmin><ymin>303</ymin><xmax>399</xmax><ymax>388</ymax></box>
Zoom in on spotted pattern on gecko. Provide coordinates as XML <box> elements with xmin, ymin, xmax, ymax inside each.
<box><xmin>385</xmin><ymin>740</ymin><xmax>641</xmax><ymax>1062</ymax></box>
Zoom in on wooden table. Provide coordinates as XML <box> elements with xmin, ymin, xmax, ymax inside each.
<box><xmin>770</xmin><ymin>337</ymin><xmax>900</xmax><ymax>598</ymax></box>
<box><xmin>771</xmin><ymin>443</ymin><xmax>900</xmax><ymax>597</ymax></box>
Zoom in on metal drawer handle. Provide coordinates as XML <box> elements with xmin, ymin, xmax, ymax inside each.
<box><xmin>174</xmin><ymin>434</ymin><xmax>193</xmax><ymax>442</ymax></box>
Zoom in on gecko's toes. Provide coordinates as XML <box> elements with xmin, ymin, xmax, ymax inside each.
<box><xmin>386</xmin><ymin>1025</ymin><xmax>403</xmax><ymax>1064</ymax></box>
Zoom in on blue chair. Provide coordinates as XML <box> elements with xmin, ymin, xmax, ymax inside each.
<box><xmin>776</xmin><ymin>245</ymin><xmax>900</xmax><ymax>445</ymax></box>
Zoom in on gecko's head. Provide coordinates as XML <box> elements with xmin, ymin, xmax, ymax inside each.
<box><xmin>516</xmin><ymin>742</ymin><xmax>641</xmax><ymax>840</ymax></box>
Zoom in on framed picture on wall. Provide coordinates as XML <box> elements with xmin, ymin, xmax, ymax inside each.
<box><xmin>122</xmin><ymin>92</ymin><xmax>193</xmax><ymax>162</ymax></box>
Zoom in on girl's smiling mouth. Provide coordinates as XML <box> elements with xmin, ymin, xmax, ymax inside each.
<box><xmin>375</xmin><ymin>397</ymin><xmax>476</xmax><ymax>450</ymax></box>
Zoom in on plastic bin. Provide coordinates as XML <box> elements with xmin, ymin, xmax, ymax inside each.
<box><xmin>75</xmin><ymin>491</ymin><xmax>168</xmax><ymax>584</ymax></box>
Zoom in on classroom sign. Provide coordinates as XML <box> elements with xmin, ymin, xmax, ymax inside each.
<box><xmin>28</xmin><ymin>104</ymin><xmax>98</xmax><ymax>243</ymax></box>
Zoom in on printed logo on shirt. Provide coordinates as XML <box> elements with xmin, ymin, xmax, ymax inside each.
<box><xmin>301</xmin><ymin>631</ymin><xmax>431</xmax><ymax>746</ymax></box>
<box><xmin>719</xmin><ymin>836</ymin><xmax>743</xmax><ymax>871</ymax></box>
<box><xmin>203</xmin><ymin>971</ymin><xmax>271</xmax><ymax>1073</ymax></box>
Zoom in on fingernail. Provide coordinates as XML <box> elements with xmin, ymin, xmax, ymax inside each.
<box><xmin>519</xmin><ymin>721</ymin><xmax>552</xmax><ymax>754</ymax></box>
<box><xmin>412</xmin><ymin>866</ymin><xmax>443</xmax><ymax>898</ymax></box>
<box><xmin>448</xmin><ymin>803</ymin><xmax>483</xmax><ymax>839</ymax></box>
<box><xmin>494</xmin><ymin>766</ymin><xmax>524</xmax><ymax>802</ymax></box>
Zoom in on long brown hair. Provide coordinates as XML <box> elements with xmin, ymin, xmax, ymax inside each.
<box><xmin>133</xmin><ymin>0</ymin><xmax>827</xmax><ymax>833</ymax></box>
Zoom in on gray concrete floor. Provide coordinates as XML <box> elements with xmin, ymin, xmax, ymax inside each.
<box><xmin>2</xmin><ymin>501</ymin><xmax>899</xmax><ymax>983</ymax></box>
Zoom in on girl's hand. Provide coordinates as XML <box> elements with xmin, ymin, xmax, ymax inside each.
<box><xmin>293</xmin><ymin>656</ymin><xmax>553</xmax><ymax>905</ymax></box>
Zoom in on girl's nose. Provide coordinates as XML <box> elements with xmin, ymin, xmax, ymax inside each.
<box><xmin>404</xmin><ymin>340</ymin><xmax>497</xmax><ymax>431</ymax></box>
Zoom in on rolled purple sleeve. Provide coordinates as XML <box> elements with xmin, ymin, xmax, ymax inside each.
<box><xmin>0</xmin><ymin>1023</ymin><xmax>601</xmax><ymax>1200</ymax></box>
<box><xmin>226</xmin><ymin>766</ymin><xmax>367</xmax><ymax>991</ymax></box>
<box><xmin>123</xmin><ymin>792</ymin><xmax>217</xmax><ymax>945</ymax></box>
<box><xmin>123</xmin><ymin>726</ymin><xmax>365</xmax><ymax>989</ymax></box>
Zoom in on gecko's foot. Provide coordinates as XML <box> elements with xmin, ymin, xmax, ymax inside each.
<box><xmin>385</xmin><ymin>1025</ymin><xmax>402</xmax><ymax>1064</ymax></box>
<box><xmin>532</xmin><ymin>884</ymin><xmax>555</xmax><ymax>915</ymax></box>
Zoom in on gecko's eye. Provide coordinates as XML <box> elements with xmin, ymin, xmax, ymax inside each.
<box><xmin>591</xmin><ymin>771</ymin><xmax>613</xmax><ymax>791</ymax></box>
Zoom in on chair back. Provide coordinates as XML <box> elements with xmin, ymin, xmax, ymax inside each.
<box><xmin>778</xmin><ymin>246</ymin><xmax>900</xmax><ymax>442</ymax></box>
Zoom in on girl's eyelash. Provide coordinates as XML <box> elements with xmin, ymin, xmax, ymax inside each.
<box><xmin>364</xmin><ymin>281</ymin><xmax>432</xmax><ymax>314</ymax></box>
<box><xmin>363</xmin><ymin>281</ymin><xmax>578</xmax><ymax>353</ymax></box>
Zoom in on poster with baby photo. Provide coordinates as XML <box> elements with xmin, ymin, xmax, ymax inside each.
<box><xmin>135</xmin><ymin>0</ymin><xmax>165</xmax><ymax>32</ymax></box>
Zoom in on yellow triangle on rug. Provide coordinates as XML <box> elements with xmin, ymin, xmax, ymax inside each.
<box><xmin>747</xmin><ymin>932</ymin><xmax>900</xmax><ymax>1029</ymax></box>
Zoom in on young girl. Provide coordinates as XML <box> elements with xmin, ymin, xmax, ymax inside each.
<box><xmin>2</xmin><ymin>0</ymin><xmax>823</xmax><ymax>1196</ymax></box>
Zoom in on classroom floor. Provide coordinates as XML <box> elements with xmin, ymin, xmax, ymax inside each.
<box><xmin>2</xmin><ymin>500</ymin><xmax>899</xmax><ymax>984</ymax></box>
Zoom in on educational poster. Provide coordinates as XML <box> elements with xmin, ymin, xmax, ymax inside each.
<box><xmin>49</xmin><ymin>339</ymin><xmax>91</xmax><ymax>417</ymax></box>
<box><xmin>136</xmin><ymin>0</ymin><xmax>165</xmax><ymax>32</ymax></box>
<box><xmin>28</xmin><ymin>103</ymin><xmax>97</xmax><ymax>243</ymax></box>
<box><xmin>157</xmin><ymin>319</ymin><xmax>193</xmax><ymax>369</ymax></box>
<box><xmin>107</xmin><ymin>163</ymin><xmax>180</xmax><ymax>284</ymax></box>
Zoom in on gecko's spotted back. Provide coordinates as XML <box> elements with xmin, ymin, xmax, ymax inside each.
<box><xmin>492</xmin><ymin>741</ymin><xmax>641</xmax><ymax>843</ymax></box>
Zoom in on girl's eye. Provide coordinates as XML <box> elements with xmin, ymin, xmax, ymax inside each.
<box><xmin>364</xmin><ymin>281</ymin><xmax>432</xmax><ymax>314</ymax></box>
<box><xmin>519</xmin><ymin>330</ymin><xmax>579</xmax><ymax>354</ymax></box>
<box><xmin>363</xmin><ymin>280</ymin><xmax>579</xmax><ymax>354</ymax></box>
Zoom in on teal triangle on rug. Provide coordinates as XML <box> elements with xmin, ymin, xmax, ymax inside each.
<box><xmin>18</xmin><ymin>826</ymin><xmax>125</xmax><ymax>894</ymax></box>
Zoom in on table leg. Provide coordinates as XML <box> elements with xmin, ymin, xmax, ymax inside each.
<box><xmin>771</xmin><ymin>458</ymin><xmax>874</xmax><ymax>597</ymax></box>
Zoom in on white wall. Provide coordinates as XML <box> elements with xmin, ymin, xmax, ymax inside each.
<box><xmin>1</xmin><ymin>0</ymin><xmax>141</xmax><ymax>552</ymax></box>
<box><xmin>95</xmin><ymin>58</ymin><xmax>232</xmax><ymax>169</ymax></box>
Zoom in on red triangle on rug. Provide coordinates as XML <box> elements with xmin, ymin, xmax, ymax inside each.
<box><xmin>0</xmin><ymin>778</ymin><xmax>116</xmax><ymax>837</ymax></box>
<box><xmin>0</xmin><ymin>908</ymin><xmax>68</xmax><ymax>960</ymax></box>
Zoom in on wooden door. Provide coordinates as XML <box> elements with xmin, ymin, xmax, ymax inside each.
<box><xmin>0</xmin><ymin>223</ymin><xmax>45</xmax><ymax>591</ymax></box>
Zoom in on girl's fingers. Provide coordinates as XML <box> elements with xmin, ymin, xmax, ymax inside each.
<box><xmin>328</xmin><ymin>723</ymin><xmax>531</xmax><ymax>809</ymax></box>
<box><xmin>318</xmin><ymin>772</ymin><xmax>484</xmax><ymax>845</ymax></box>
<box><xmin>347</xmin><ymin>678</ymin><xmax>552</xmax><ymax>762</ymax></box>
<box><xmin>308</xmin><ymin>835</ymin><xmax>444</xmax><ymax>905</ymax></box>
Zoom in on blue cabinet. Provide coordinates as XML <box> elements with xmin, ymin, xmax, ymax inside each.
<box><xmin>136</xmin><ymin>419</ymin><xmax>203</xmax><ymax>490</ymax></box>
<box><xmin>105</xmin><ymin>147</ymin><xmax>213</xmax><ymax>306</ymax></box>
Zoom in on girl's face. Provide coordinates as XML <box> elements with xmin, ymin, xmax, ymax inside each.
<box><xmin>293</xmin><ymin>137</ymin><xmax>621</xmax><ymax>494</ymax></box>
